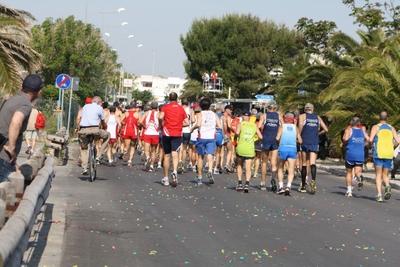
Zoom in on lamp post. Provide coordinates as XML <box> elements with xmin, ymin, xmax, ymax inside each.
<box><xmin>100</xmin><ymin>7</ymin><xmax>125</xmax><ymax>35</ymax></box>
<box><xmin>126</xmin><ymin>44</ymin><xmax>143</xmax><ymax>76</ymax></box>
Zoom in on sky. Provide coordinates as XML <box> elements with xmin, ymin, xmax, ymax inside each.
<box><xmin>5</xmin><ymin>0</ymin><xmax>364</xmax><ymax>79</ymax></box>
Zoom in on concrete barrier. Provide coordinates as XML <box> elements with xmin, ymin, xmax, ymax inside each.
<box><xmin>0</xmin><ymin>153</ymin><xmax>54</xmax><ymax>267</ymax></box>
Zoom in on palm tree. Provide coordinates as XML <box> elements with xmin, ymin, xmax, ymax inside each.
<box><xmin>0</xmin><ymin>4</ymin><xmax>41</xmax><ymax>95</ymax></box>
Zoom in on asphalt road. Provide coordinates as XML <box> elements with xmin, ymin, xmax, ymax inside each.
<box><xmin>26</xmin><ymin>144</ymin><xmax>400</xmax><ymax>267</ymax></box>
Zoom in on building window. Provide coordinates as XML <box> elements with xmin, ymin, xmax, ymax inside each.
<box><xmin>142</xmin><ymin>82</ymin><xmax>152</xmax><ymax>87</ymax></box>
<box><xmin>169</xmin><ymin>84</ymin><xmax>179</xmax><ymax>89</ymax></box>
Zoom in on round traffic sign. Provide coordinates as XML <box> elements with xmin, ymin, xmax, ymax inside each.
<box><xmin>56</xmin><ymin>74</ymin><xmax>71</xmax><ymax>89</ymax></box>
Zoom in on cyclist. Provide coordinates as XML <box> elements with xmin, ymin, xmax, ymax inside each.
<box><xmin>77</xmin><ymin>96</ymin><xmax>110</xmax><ymax>175</ymax></box>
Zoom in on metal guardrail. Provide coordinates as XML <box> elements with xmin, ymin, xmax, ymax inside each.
<box><xmin>0</xmin><ymin>155</ymin><xmax>55</xmax><ymax>267</ymax></box>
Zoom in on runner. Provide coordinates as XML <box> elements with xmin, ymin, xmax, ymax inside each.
<box><xmin>369</xmin><ymin>111</ymin><xmax>400</xmax><ymax>202</ymax></box>
<box><xmin>235</xmin><ymin>110</ymin><xmax>263</xmax><ymax>193</ymax></box>
<box><xmin>189</xmin><ymin>103</ymin><xmax>201</xmax><ymax>173</ymax></box>
<box><xmin>191</xmin><ymin>98</ymin><xmax>222</xmax><ymax>185</ymax></box>
<box><xmin>158</xmin><ymin>92</ymin><xmax>189</xmax><ymax>187</ymax></box>
<box><xmin>214</xmin><ymin>104</ymin><xmax>225</xmax><ymax>174</ymax></box>
<box><xmin>221</xmin><ymin>105</ymin><xmax>234</xmax><ymax>172</ymax></box>
<box><xmin>298</xmin><ymin>103</ymin><xmax>329</xmax><ymax>194</ymax></box>
<box><xmin>258</xmin><ymin>100</ymin><xmax>282</xmax><ymax>192</ymax></box>
<box><xmin>342</xmin><ymin>115</ymin><xmax>369</xmax><ymax>197</ymax></box>
<box><xmin>120</xmin><ymin>104</ymin><xmax>140</xmax><ymax>167</ymax></box>
<box><xmin>106</xmin><ymin>105</ymin><xmax>121</xmax><ymax>167</ymax></box>
<box><xmin>139</xmin><ymin>101</ymin><xmax>160</xmax><ymax>172</ymax></box>
<box><xmin>276</xmin><ymin>112</ymin><xmax>302</xmax><ymax>196</ymax></box>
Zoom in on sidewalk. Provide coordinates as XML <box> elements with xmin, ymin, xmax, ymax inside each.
<box><xmin>316</xmin><ymin>158</ymin><xmax>400</xmax><ymax>190</ymax></box>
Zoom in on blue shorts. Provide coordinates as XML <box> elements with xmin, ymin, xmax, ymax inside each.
<box><xmin>301</xmin><ymin>144</ymin><xmax>319</xmax><ymax>153</ymax></box>
<box><xmin>261</xmin><ymin>143</ymin><xmax>278</xmax><ymax>151</ymax></box>
<box><xmin>196</xmin><ymin>138</ymin><xmax>216</xmax><ymax>155</ymax></box>
<box><xmin>216</xmin><ymin>133</ymin><xmax>223</xmax><ymax>147</ymax></box>
<box><xmin>373</xmin><ymin>158</ymin><xmax>392</xmax><ymax>169</ymax></box>
<box><xmin>279</xmin><ymin>147</ymin><xmax>297</xmax><ymax>160</ymax></box>
<box><xmin>190</xmin><ymin>140</ymin><xmax>197</xmax><ymax>146</ymax></box>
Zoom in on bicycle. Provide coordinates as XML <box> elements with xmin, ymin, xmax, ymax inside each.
<box><xmin>87</xmin><ymin>134</ymin><xmax>97</xmax><ymax>182</ymax></box>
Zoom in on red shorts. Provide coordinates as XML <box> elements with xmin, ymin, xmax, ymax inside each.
<box><xmin>121</xmin><ymin>135</ymin><xmax>138</xmax><ymax>140</ymax></box>
<box><xmin>143</xmin><ymin>135</ymin><xmax>159</xmax><ymax>145</ymax></box>
<box><xmin>109</xmin><ymin>138</ymin><xmax>117</xmax><ymax>144</ymax></box>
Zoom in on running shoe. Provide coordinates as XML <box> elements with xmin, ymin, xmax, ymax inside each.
<box><xmin>375</xmin><ymin>196</ymin><xmax>383</xmax><ymax>203</ymax></box>
<box><xmin>127</xmin><ymin>160</ymin><xmax>132</xmax><ymax>167</ymax></box>
<box><xmin>148</xmin><ymin>166</ymin><xmax>155</xmax><ymax>172</ymax></box>
<box><xmin>192</xmin><ymin>166</ymin><xmax>197</xmax><ymax>173</ymax></box>
<box><xmin>196</xmin><ymin>178</ymin><xmax>203</xmax><ymax>185</ymax></box>
<box><xmin>309</xmin><ymin>180</ymin><xmax>316</xmax><ymax>194</ymax></box>
<box><xmin>298</xmin><ymin>183</ymin><xmax>307</xmax><ymax>193</ymax></box>
<box><xmin>25</xmin><ymin>145</ymin><xmax>32</xmax><ymax>154</ymax></box>
<box><xmin>236</xmin><ymin>183</ymin><xmax>243</xmax><ymax>191</ymax></box>
<box><xmin>253</xmin><ymin>172</ymin><xmax>258</xmax><ymax>179</ymax></box>
<box><xmin>161</xmin><ymin>177</ymin><xmax>169</xmax><ymax>186</ymax></box>
<box><xmin>357</xmin><ymin>176</ymin><xmax>364</xmax><ymax>191</ymax></box>
<box><xmin>213</xmin><ymin>169</ymin><xmax>219</xmax><ymax>175</ymax></box>
<box><xmin>270</xmin><ymin>179</ymin><xmax>277</xmax><ymax>193</ymax></box>
<box><xmin>243</xmin><ymin>184</ymin><xmax>249</xmax><ymax>193</ymax></box>
<box><xmin>345</xmin><ymin>191</ymin><xmax>353</xmax><ymax>197</ymax></box>
<box><xmin>207</xmin><ymin>172</ymin><xmax>215</xmax><ymax>184</ymax></box>
<box><xmin>157</xmin><ymin>163</ymin><xmax>163</xmax><ymax>169</ymax></box>
<box><xmin>277</xmin><ymin>187</ymin><xmax>285</xmax><ymax>195</ymax></box>
<box><xmin>171</xmin><ymin>172</ymin><xmax>178</xmax><ymax>187</ymax></box>
<box><xmin>112</xmin><ymin>153</ymin><xmax>118</xmax><ymax>164</ymax></box>
<box><xmin>219</xmin><ymin>167</ymin><xmax>223</xmax><ymax>174</ymax></box>
<box><xmin>81</xmin><ymin>168</ymin><xmax>88</xmax><ymax>175</ymax></box>
<box><xmin>384</xmin><ymin>185</ymin><xmax>391</xmax><ymax>200</ymax></box>
<box><xmin>284</xmin><ymin>187</ymin><xmax>291</xmax><ymax>196</ymax></box>
<box><xmin>258</xmin><ymin>183</ymin><xmax>267</xmax><ymax>191</ymax></box>
<box><xmin>108</xmin><ymin>161</ymin><xmax>113</xmax><ymax>167</ymax></box>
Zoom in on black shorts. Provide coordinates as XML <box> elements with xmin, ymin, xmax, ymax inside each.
<box><xmin>162</xmin><ymin>136</ymin><xmax>182</xmax><ymax>154</ymax></box>
<box><xmin>182</xmin><ymin>133</ymin><xmax>191</xmax><ymax>145</ymax></box>
<box><xmin>236</xmin><ymin>153</ymin><xmax>254</xmax><ymax>161</ymax></box>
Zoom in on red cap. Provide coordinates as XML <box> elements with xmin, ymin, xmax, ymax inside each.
<box><xmin>85</xmin><ymin>97</ymin><xmax>92</xmax><ymax>104</ymax></box>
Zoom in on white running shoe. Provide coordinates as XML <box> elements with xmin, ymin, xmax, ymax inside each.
<box><xmin>161</xmin><ymin>177</ymin><xmax>169</xmax><ymax>186</ymax></box>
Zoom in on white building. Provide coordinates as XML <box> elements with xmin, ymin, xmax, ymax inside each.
<box><xmin>133</xmin><ymin>75</ymin><xmax>188</xmax><ymax>104</ymax></box>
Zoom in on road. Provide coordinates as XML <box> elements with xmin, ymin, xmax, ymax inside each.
<box><xmin>26</xmin><ymin>144</ymin><xmax>400</xmax><ymax>267</ymax></box>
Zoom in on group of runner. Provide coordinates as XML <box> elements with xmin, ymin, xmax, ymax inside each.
<box><xmin>75</xmin><ymin>92</ymin><xmax>400</xmax><ymax>202</ymax></box>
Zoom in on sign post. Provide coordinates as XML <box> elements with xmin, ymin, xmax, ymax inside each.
<box><xmin>66</xmin><ymin>77</ymin><xmax>79</xmax><ymax>136</ymax></box>
<box><xmin>55</xmin><ymin>74</ymin><xmax>71</xmax><ymax>130</ymax></box>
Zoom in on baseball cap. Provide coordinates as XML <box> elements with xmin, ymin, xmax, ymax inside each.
<box><xmin>224</xmin><ymin>105</ymin><xmax>233</xmax><ymax>111</ymax></box>
<box><xmin>113</xmin><ymin>101</ymin><xmax>120</xmax><ymax>107</ymax></box>
<box><xmin>304</xmin><ymin>103</ymin><xmax>314</xmax><ymax>110</ymax></box>
<box><xmin>242</xmin><ymin>110</ymin><xmax>251</xmax><ymax>116</ymax></box>
<box><xmin>267</xmin><ymin>100</ymin><xmax>277</xmax><ymax>108</ymax></box>
<box><xmin>85</xmin><ymin>97</ymin><xmax>92</xmax><ymax>104</ymax></box>
<box><xmin>151</xmin><ymin>101</ymin><xmax>158</xmax><ymax>109</ymax></box>
<box><xmin>22</xmin><ymin>74</ymin><xmax>43</xmax><ymax>92</ymax></box>
<box><xmin>193</xmin><ymin>103</ymin><xmax>201</xmax><ymax>112</ymax></box>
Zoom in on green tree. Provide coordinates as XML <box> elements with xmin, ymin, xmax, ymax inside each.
<box><xmin>179</xmin><ymin>79</ymin><xmax>203</xmax><ymax>102</ymax></box>
<box><xmin>180</xmin><ymin>13</ymin><xmax>300</xmax><ymax>98</ymax></box>
<box><xmin>343</xmin><ymin>0</ymin><xmax>400</xmax><ymax>35</ymax></box>
<box><xmin>131</xmin><ymin>89</ymin><xmax>154</xmax><ymax>104</ymax></box>
<box><xmin>0</xmin><ymin>4</ymin><xmax>41</xmax><ymax>95</ymax></box>
<box><xmin>30</xmin><ymin>16</ymin><xmax>118</xmax><ymax>102</ymax></box>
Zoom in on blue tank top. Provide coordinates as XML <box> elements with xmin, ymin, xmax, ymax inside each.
<box><xmin>279</xmin><ymin>124</ymin><xmax>297</xmax><ymax>148</ymax></box>
<box><xmin>346</xmin><ymin>128</ymin><xmax>365</xmax><ymax>161</ymax></box>
<box><xmin>216</xmin><ymin>112</ymin><xmax>223</xmax><ymax>135</ymax></box>
<box><xmin>301</xmin><ymin>113</ymin><xmax>319</xmax><ymax>145</ymax></box>
<box><xmin>262</xmin><ymin>112</ymin><xmax>280</xmax><ymax>145</ymax></box>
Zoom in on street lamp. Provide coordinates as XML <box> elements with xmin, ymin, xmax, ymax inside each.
<box><xmin>100</xmin><ymin>7</ymin><xmax>125</xmax><ymax>35</ymax></box>
<box><xmin>107</xmin><ymin>22</ymin><xmax>128</xmax><ymax>27</ymax></box>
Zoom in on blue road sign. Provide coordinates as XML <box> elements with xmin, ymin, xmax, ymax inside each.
<box><xmin>255</xmin><ymin>94</ymin><xmax>274</xmax><ymax>100</ymax></box>
<box><xmin>55</xmin><ymin>74</ymin><xmax>71</xmax><ymax>89</ymax></box>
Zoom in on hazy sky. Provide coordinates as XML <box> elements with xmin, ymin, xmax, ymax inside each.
<box><xmin>6</xmin><ymin>0</ymin><xmax>364</xmax><ymax>79</ymax></box>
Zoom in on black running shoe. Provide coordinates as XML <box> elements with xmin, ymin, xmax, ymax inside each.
<box><xmin>271</xmin><ymin>179</ymin><xmax>277</xmax><ymax>193</ymax></box>
<box><xmin>244</xmin><ymin>184</ymin><xmax>249</xmax><ymax>193</ymax></box>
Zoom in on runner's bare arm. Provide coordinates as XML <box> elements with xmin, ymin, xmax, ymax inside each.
<box><xmin>296</xmin><ymin>126</ymin><xmax>302</xmax><ymax>144</ymax></box>
<box><xmin>369</xmin><ymin>125</ymin><xmax>379</xmax><ymax>143</ymax></box>
<box><xmin>318</xmin><ymin>116</ymin><xmax>329</xmax><ymax>134</ymax></box>
<box><xmin>298</xmin><ymin>114</ymin><xmax>305</xmax><ymax>134</ymax></box>
<box><xmin>256</xmin><ymin>127</ymin><xmax>263</xmax><ymax>139</ymax></box>
<box><xmin>275</xmin><ymin>125</ymin><xmax>283</xmax><ymax>143</ymax></box>
<box><xmin>235</xmin><ymin>122</ymin><xmax>242</xmax><ymax>135</ymax></box>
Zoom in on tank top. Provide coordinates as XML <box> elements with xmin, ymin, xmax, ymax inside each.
<box><xmin>236</xmin><ymin>121</ymin><xmax>257</xmax><ymax>157</ymax></box>
<box><xmin>144</xmin><ymin>110</ymin><xmax>159</xmax><ymax>136</ymax></box>
<box><xmin>123</xmin><ymin>110</ymin><xmax>138</xmax><ymax>136</ymax></box>
<box><xmin>346</xmin><ymin>128</ymin><xmax>365</xmax><ymax>161</ymax></box>
<box><xmin>182</xmin><ymin>106</ymin><xmax>191</xmax><ymax>134</ymax></box>
<box><xmin>107</xmin><ymin>114</ymin><xmax>118</xmax><ymax>139</ymax></box>
<box><xmin>198</xmin><ymin>110</ymin><xmax>216</xmax><ymax>139</ymax></box>
<box><xmin>230</xmin><ymin>117</ymin><xmax>241</xmax><ymax>140</ymax></box>
<box><xmin>301</xmin><ymin>113</ymin><xmax>319</xmax><ymax>145</ymax></box>
<box><xmin>373</xmin><ymin>123</ymin><xmax>394</xmax><ymax>159</ymax></box>
<box><xmin>279</xmin><ymin>124</ymin><xmax>297</xmax><ymax>148</ymax></box>
<box><xmin>261</xmin><ymin>112</ymin><xmax>280</xmax><ymax>145</ymax></box>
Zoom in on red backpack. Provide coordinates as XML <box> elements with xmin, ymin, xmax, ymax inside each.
<box><xmin>35</xmin><ymin>111</ymin><xmax>46</xmax><ymax>129</ymax></box>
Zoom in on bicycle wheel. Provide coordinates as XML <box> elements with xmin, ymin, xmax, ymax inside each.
<box><xmin>92</xmin><ymin>146</ymin><xmax>97</xmax><ymax>181</ymax></box>
<box><xmin>88</xmin><ymin>143</ymin><xmax>95</xmax><ymax>182</ymax></box>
